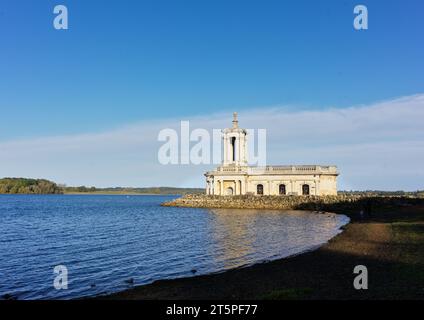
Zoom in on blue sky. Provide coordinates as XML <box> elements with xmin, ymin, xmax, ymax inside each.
<box><xmin>0</xmin><ymin>1</ymin><xmax>423</xmax><ymax>189</ymax></box>
<box><xmin>1</xmin><ymin>0</ymin><xmax>423</xmax><ymax>139</ymax></box>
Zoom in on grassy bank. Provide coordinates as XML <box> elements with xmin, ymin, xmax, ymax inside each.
<box><xmin>102</xmin><ymin>199</ymin><xmax>424</xmax><ymax>300</ymax></box>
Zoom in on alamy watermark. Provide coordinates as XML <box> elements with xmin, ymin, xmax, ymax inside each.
<box><xmin>51</xmin><ymin>4</ymin><xmax>367</xmax><ymax>32</ymax></box>
<box><xmin>157</xmin><ymin>121</ymin><xmax>267</xmax><ymax>166</ymax></box>
<box><xmin>53</xmin><ymin>265</ymin><xmax>68</xmax><ymax>290</ymax></box>
<box><xmin>353</xmin><ymin>265</ymin><xmax>368</xmax><ymax>290</ymax></box>
<box><xmin>53</xmin><ymin>5</ymin><xmax>68</xmax><ymax>30</ymax></box>
<box><xmin>354</xmin><ymin>4</ymin><xmax>368</xmax><ymax>30</ymax></box>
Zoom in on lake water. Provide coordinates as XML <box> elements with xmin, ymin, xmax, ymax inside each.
<box><xmin>0</xmin><ymin>194</ymin><xmax>349</xmax><ymax>300</ymax></box>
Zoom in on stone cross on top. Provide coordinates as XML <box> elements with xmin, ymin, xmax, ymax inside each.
<box><xmin>232</xmin><ymin>112</ymin><xmax>238</xmax><ymax>129</ymax></box>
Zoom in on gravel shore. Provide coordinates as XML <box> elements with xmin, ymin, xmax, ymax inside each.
<box><xmin>99</xmin><ymin>198</ymin><xmax>424</xmax><ymax>300</ymax></box>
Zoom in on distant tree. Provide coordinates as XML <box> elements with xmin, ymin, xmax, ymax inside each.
<box><xmin>0</xmin><ymin>178</ymin><xmax>63</xmax><ymax>194</ymax></box>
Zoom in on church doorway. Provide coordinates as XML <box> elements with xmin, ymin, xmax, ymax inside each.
<box><xmin>257</xmin><ymin>184</ymin><xmax>264</xmax><ymax>195</ymax></box>
<box><xmin>279</xmin><ymin>184</ymin><xmax>286</xmax><ymax>195</ymax></box>
<box><xmin>302</xmin><ymin>184</ymin><xmax>310</xmax><ymax>195</ymax></box>
<box><xmin>225</xmin><ymin>187</ymin><xmax>234</xmax><ymax>196</ymax></box>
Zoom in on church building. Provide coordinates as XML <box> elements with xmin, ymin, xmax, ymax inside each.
<box><xmin>205</xmin><ymin>113</ymin><xmax>338</xmax><ymax>196</ymax></box>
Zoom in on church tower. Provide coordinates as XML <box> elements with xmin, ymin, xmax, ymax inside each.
<box><xmin>205</xmin><ymin>112</ymin><xmax>338</xmax><ymax>196</ymax></box>
<box><xmin>222</xmin><ymin>112</ymin><xmax>248</xmax><ymax>167</ymax></box>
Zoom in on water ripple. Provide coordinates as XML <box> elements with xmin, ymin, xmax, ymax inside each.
<box><xmin>0</xmin><ymin>195</ymin><xmax>349</xmax><ymax>300</ymax></box>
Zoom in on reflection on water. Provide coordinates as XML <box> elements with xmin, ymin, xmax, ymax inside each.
<box><xmin>0</xmin><ymin>195</ymin><xmax>349</xmax><ymax>300</ymax></box>
<box><xmin>208</xmin><ymin>209</ymin><xmax>257</xmax><ymax>269</ymax></box>
<box><xmin>207</xmin><ymin>209</ymin><xmax>349</xmax><ymax>271</ymax></box>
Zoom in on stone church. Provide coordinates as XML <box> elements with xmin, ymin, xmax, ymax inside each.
<box><xmin>205</xmin><ymin>113</ymin><xmax>338</xmax><ymax>196</ymax></box>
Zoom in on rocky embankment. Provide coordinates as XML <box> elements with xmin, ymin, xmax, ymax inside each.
<box><xmin>162</xmin><ymin>194</ymin><xmax>424</xmax><ymax>219</ymax></box>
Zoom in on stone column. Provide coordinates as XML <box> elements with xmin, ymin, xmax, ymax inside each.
<box><xmin>234</xmin><ymin>137</ymin><xmax>238</xmax><ymax>165</ymax></box>
<box><xmin>228</xmin><ymin>137</ymin><xmax>233</xmax><ymax>163</ymax></box>
<box><xmin>239</xmin><ymin>135</ymin><xmax>244</xmax><ymax>165</ymax></box>
<box><xmin>243</xmin><ymin>135</ymin><xmax>248</xmax><ymax>165</ymax></box>
<box><xmin>237</xmin><ymin>136</ymin><xmax>240</xmax><ymax>165</ymax></box>
<box><xmin>223</xmin><ymin>136</ymin><xmax>227</xmax><ymax>165</ymax></box>
<box><xmin>220</xmin><ymin>180</ymin><xmax>224</xmax><ymax>195</ymax></box>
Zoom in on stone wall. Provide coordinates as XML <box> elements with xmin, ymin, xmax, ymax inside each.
<box><xmin>162</xmin><ymin>194</ymin><xmax>424</xmax><ymax>219</ymax></box>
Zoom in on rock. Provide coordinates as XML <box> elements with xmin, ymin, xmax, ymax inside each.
<box><xmin>162</xmin><ymin>194</ymin><xmax>422</xmax><ymax>218</ymax></box>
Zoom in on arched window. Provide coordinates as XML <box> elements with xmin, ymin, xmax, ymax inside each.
<box><xmin>257</xmin><ymin>184</ymin><xmax>264</xmax><ymax>195</ymax></box>
<box><xmin>302</xmin><ymin>184</ymin><xmax>310</xmax><ymax>195</ymax></box>
<box><xmin>279</xmin><ymin>184</ymin><xmax>286</xmax><ymax>195</ymax></box>
<box><xmin>231</xmin><ymin>137</ymin><xmax>236</xmax><ymax>161</ymax></box>
<box><xmin>226</xmin><ymin>187</ymin><xmax>233</xmax><ymax>196</ymax></box>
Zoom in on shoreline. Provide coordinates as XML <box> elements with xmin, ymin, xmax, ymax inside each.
<box><xmin>99</xmin><ymin>198</ymin><xmax>424</xmax><ymax>300</ymax></box>
<box><xmin>63</xmin><ymin>192</ymin><xmax>181</xmax><ymax>196</ymax></box>
<box><xmin>0</xmin><ymin>192</ymin><xmax>182</xmax><ymax>196</ymax></box>
<box><xmin>161</xmin><ymin>193</ymin><xmax>424</xmax><ymax>212</ymax></box>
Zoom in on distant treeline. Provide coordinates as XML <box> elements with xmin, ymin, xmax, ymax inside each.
<box><xmin>62</xmin><ymin>186</ymin><xmax>204</xmax><ymax>195</ymax></box>
<box><xmin>0</xmin><ymin>178</ymin><xmax>204</xmax><ymax>195</ymax></box>
<box><xmin>0</xmin><ymin>178</ymin><xmax>63</xmax><ymax>194</ymax></box>
<box><xmin>339</xmin><ymin>190</ymin><xmax>424</xmax><ymax>197</ymax></box>
<box><xmin>1</xmin><ymin>177</ymin><xmax>421</xmax><ymax>196</ymax></box>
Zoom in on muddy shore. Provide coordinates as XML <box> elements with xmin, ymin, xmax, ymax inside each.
<box><xmin>100</xmin><ymin>197</ymin><xmax>424</xmax><ymax>300</ymax></box>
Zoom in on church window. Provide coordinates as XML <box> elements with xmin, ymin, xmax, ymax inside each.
<box><xmin>302</xmin><ymin>184</ymin><xmax>310</xmax><ymax>195</ymax></box>
<box><xmin>257</xmin><ymin>184</ymin><xmax>264</xmax><ymax>195</ymax></box>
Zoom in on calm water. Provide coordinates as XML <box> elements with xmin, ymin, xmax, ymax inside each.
<box><xmin>0</xmin><ymin>195</ymin><xmax>349</xmax><ymax>300</ymax></box>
